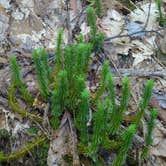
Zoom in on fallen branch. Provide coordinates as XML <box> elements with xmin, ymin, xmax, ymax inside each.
<box><xmin>104</xmin><ymin>28</ymin><xmax>164</xmax><ymax>42</ymax></box>
<box><xmin>111</xmin><ymin>68</ymin><xmax>166</xmax><ymax>78</ymax></box>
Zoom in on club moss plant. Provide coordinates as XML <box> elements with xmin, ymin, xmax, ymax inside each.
<box><xmin>157</xmin><ymin>0</ymin><xmax>166</xmax><ymax>27</ymax></box>
<box><xmin>86</xmin><ymin>6</ymin><xmax>104</xmax><ymax>52</ymax></box>
<box><xmin>88</xmin><ymin>0</ymin><xmax>103</xmax><ymax>17</ymax></box>
<box><xmin>111</xmin><ymin>124</ymin><xmax>136</xmax><ymax>166</ymax></box>
<box><xmin>0</xmin><ymin>4</ymin><xmax>158</xmax><ymax>165</ymax></box>
<box><xmin>9</xmin><ymin>56</ymin><xmax>33</xmax><ymax>104</ymax></box>
<box><xmin>141</xmin><ymin>109</ymin><xmax>158</xmax><ymax>160</ymax></box>
<box><xmin>32</xmin><ymin>48</ymin><xmax>51</xmax><ymax>100</ymax></box>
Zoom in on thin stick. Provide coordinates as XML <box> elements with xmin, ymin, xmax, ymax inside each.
<box><xmin>111</xmin><ymin>68</ymin><xmax>166</xmax><ymax>78</ymax></box>
<box><xmin>65</xmin><ymin>0</ymin><xmax>72</xmax><ymax>44</ymax></box>
<box><xmin>104</xmin><ymin>29</ymin><xmax>164</xmax><ymax>42</ymax></box>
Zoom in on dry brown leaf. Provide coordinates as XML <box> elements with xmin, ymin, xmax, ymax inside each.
<box><xmin>70</xmin><ymin>0</ymin><xmax>77</xmax><ymax>14</ymax></box>
<box><xmin>47</xmin><ymin>111</ymin><xmax>80</xmax><ymax>166</ymax></box>
<box><xmin>0</xmin><ymin>108</ymin><xmax>6</xmax><ymax>129</ymax></box>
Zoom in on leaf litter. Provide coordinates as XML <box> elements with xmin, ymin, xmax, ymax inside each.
<box><xmin>0</xmin><ymin>0</ymin><xmax>166</xmax><ymax>165</ymax></box>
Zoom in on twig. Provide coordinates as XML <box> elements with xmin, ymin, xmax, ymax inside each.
<box><xmin>143</xmin><ymin>0</ymin><xmax>152</xmax><ymax>30</ymax></box>
<box><xmin>65</xmin><ymin>0</ymin><xmax>72</xmax><ymax>44</ymax></box>
<box><xmin>111</xmin><ymin>68</ymin><xmax>166</xmax><ymax>78</ymax></box>
<box><xmin>34</xmin><ymin>121</ymin><xmax>50</xmax><ymax>139</ymax></box>
<box><xmin>104</xmin><ymin>29</ymin><xmax>164</xmax><ymax>42</ymax></box>
<box><xmin>152</xmin><ymin>54</ymin><xmax>166</xmax><ymax>68</ymax></box>
<box><xmin>71</xmin><ymin>6</ymin><xmax>87</xmax><ymax>23</ymax></box>
<box><xmin>42</xmin><ymin>102</ymin><xmax>51</xmax><ymax>133</ymax></box>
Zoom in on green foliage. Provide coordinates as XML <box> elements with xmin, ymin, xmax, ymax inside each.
<box><xmin>87</xmin><ymin>7</ymin><xmax>97</xmax><ymax>36</ymax></box>
<box><xmin>35</xmin><ymin>140</ymin><xmax>49</xmax><ymax>166</ymax></box>
<box><xmin>56</xmin><ymin>28</ymin><xmax>64</xmax><ymax>71</ymax></box>
<box><xmin>51</xmin><ymin>70</ymin><xmax>69</xmax><ymax>129</ymax></box>
<box><xmin>86</xmin><ymin>7</ymin><xmax>104</xmax><ymax>51</ymax></box>
<box><xmin>120</xmin><ymin>77</ymin><xmax>130</xmax><ymax>112</ymax></box>
<box><xmin>0</xmin><ymin>129</ymin><xmax>10</xmax><ymax>139</ymax></box>
<box><xmin>9</xmin><ymin>56</ymin><xmax>33</xmax><ymax>104</ymax></box>
<box><xmin>0</xmin><ymin>136</ymin><xmax>46</xmax><ymax>162</ymax></box>
<box><xmin>92</xmin><ymin>102</ymin><xmax>109</xmax><ymax>153</ymax></box>
<box><xmin>76</xmin><ymin>89</ymin><xmax>90</xmax><ymax>144</ymax></box>
<box><xmin>117</xmin><ymin>0</ymin><xmax>136</xmax><ymax>10</ymax></box>
<box><xmin>0</xmin><ymin>152</ymin><xmax>7</xmax><ymax>161</ymax></box>
<box><xmin>111</xmin><ymin>124</ymin><xmax>136</xmax><ymax>166</ymax></box>
<box><xmin>62</xmin><ymin>43</ymin><xmax>92</xmax><ymax>110</ymax></box>
<box><xmin>28</xmin><ymin>127</ymin><xmax>39</xmax><ymax>135</ymax></box>
<box><xmin>77</xmin><ymin>33</ymin><xmax>84</xmax><ymax>43</ymax></box>
<box><xmin>141</xmin><ymin>109</ymin><xmax>158</xmax><ymax>160</ymax></box>
<box><xmin>6</xmin><ymin>5</ymin><xmax>158</xmax><ymax>165</ymax></box>
<box><xmin>107</xmin><ymin>72</ymin><xmax>116</xmax><ymax>107</ymax></box>
<box><xmin>93</xmin><ymin>60</ymin><xmax>110</xmax><ymax>103</ymax></box>
<box><xmin>8</xmin><ymin>82</ymin><xmax>42</xmax><ymax>122</ymax></box>
<box><xmin>88</xmin><ymin>0</ymin><xmax>103</xmax><ymax>17</ymax></box>
<box><xmin>92</xmin><ymin>103</ymin><xmax>104</xmax><ymax>152</ymax></box>
<box><xmin>157</xmin><ymin>0</ymin><xmax>166</xmax><ymax>27</ymax></box>
<box><xmin>32</xmin><ymin>49</ymin><xmax>50</xmax><ymax>99</ymax></box>
<box><xmin>109</xmin><ymin>77</ymin><xmax>130</xmax><ymax>134</ymax></box>
<box><xmin>64</xmin><ymin>43</ymin><xmax>92</xmax><ymax>78</ymax></box>
<box><xmin>75</xmin><ymin>76</ymin><xmax>86</xmax><ymax>97</ymax></box>
<box><xmin>135</xmin><ymin>80</ymin><xmax>154</xmax><ymax>128</ymax></box>
<box><xmin>40</xmin><ymin>48</ymin><xmax>51</xmax><ymax>81</ymax></box>
<box><xmin>94</xmin><ymin>32</ymin><xmax>104</xmax><ymax>51</ymax></box>
<box><xmin>94</xmin><ymin>0</ymin><xmax>103</xmax><ymax>17</ymax></box>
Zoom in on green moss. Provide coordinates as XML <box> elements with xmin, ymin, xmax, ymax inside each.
<box><xmin>8</xmin><ymin>83</ymin><xmax>42</xmax><ymax>122</ymax></box>
<box><xmin>0</xmin><ymin>152</ymin><xmax>7</xmax><ymax>161</ymax></box>
<box><xmin>76</xmin><ymin>89</ymin><xmax>90</xmax><ymax>144</ymax></box>
<box><xmin>117</xmin><ymin>0</ymin><xmax>136</xmax><ymax>10</ymax></box>
<box><xmin>93</xmin><ymin>61</ymin><xmax>110</xmax><ymax>104</ymax></box>
<box><xmin>111</xmin><ymin>125</ymin><xmax>136</xmax><ymax>166</ymax></box>
<box><xmin>63</xmin><ymin>154</ymin><xmax>73</xmax><ymax>164</ymax></box>
<box><xmin>110</xmin><ymin>77</ymin><xmax>130</xmax><ymax>134</ymax></box>
<box><xmin>9</xmin><ymin>56</ymin><xmax>33</xmax><ymax>104</ymax></box>
<box><xmin>35</xmin><ymin>140</ymin><xmax>49</xmax><ymax>166</ymax></box>
<box><xmin>0</xmin><ymin>129</ymin><xmax>10</xmax><ymax>139</ymax></box>
<box><xmin>0</xmin><ymin>136</ymin><xmax>47</xmax><ymax>162</ymax></box>
<box><xmin>135</xmin><ymin>80</ymin><xmax>154</xmax><ymax>128</ymax></box>
<box><xmin>157</xmin><ymin>0</ymin><xmax>166</xmax><ymax>27</ymax></box>
<box><xmin>86</xmin><ymin>6</ymin><xmax>104</xmax><ymax>52</ymax></box>
<box><xmin>141</xmin><ymin>109</ymin><xmax>158</xmax><ymax>160</ymax></box>
<box><xmin>32</xmin><ymin>49</ymin><xmax>50</xmax><ymax>99</ymax></box>
<box><xmin>27</xmin><ymin>127</ymin><xmax>39</xmax><ymax>135</ymax></box>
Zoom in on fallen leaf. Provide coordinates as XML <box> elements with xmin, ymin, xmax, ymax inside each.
<box><xmin>151</xmin><ymin>89</ymin><xmax>166</xmax><ymax>125</ymax></box>
<box><xmin>47</xmin><ymin>111</ymin><xmax>80</xmax><ymax>166</ymax></box>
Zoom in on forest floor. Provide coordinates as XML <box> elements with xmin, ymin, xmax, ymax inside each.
<box><xmin>0</xmin><ymin>0</ymin><xmax>166</xmax><ymax>165</ymax></box>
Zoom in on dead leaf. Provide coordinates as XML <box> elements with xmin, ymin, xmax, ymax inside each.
<box><xmin>70</xmin><ymin>0</ymin><xmax>77</xmax><ymax>14</ymax></box>
<box><xmin>0</xmin><ymin>108</ymin><xmax>6</xmax><ymax>129</ymax></box>
<box><xmin>151</xmin><ymin>89</ymin><xmax>166</xmax><ymax>125</ymax></box>
<box><xmin>47</xmin><ymin>111</ymin><xmax>80</xmax><ymax>166</ymax></box>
